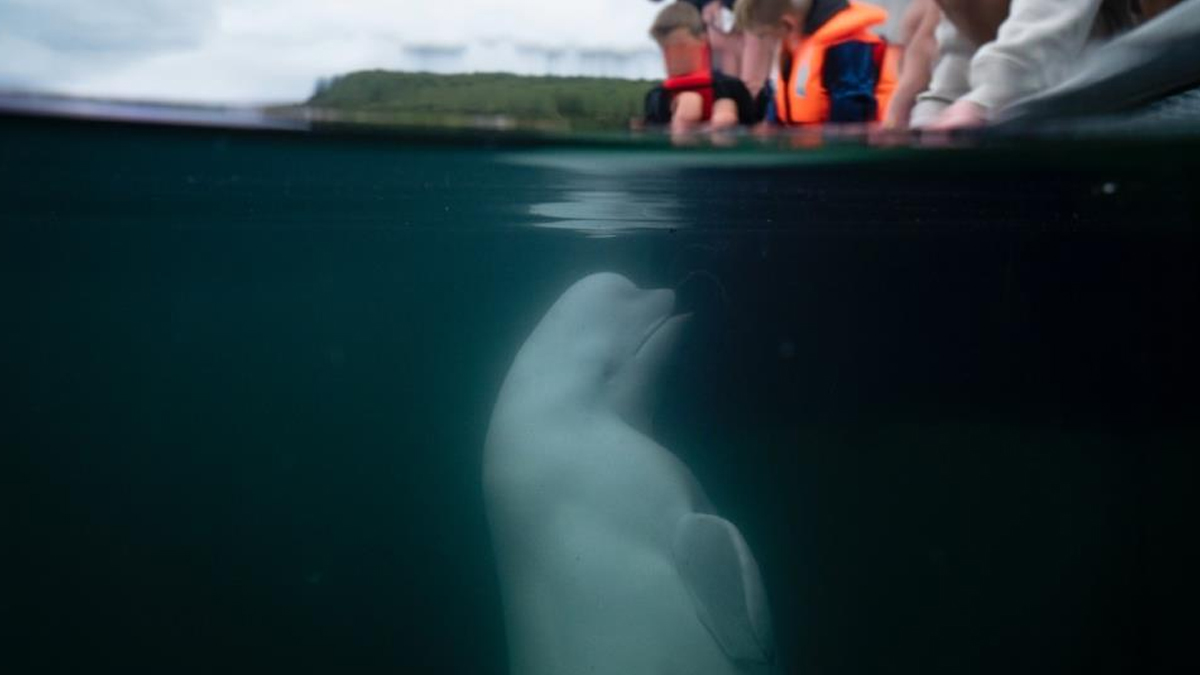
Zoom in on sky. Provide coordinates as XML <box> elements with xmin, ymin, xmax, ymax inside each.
<box><xmin>0</xmin><ymin>0</ymin><xmax>666</xmax><ymax>104</ymax></box>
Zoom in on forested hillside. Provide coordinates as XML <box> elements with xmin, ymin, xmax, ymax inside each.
<box><xmin>305</xmin><ymin>70</ymin><xmax>654</xmax><ymax>131</ymax></box>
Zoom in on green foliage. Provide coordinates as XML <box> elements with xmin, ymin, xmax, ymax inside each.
<box><xmin>306</xmin><ymin>70</ymin><xmax>654</xmax><ymax>131</ymax></box>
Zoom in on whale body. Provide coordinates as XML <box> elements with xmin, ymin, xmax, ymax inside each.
<box><xmin>484</xmin><ymin>272</ymin><xmax>777</xmax><ymax>675</ymax></box>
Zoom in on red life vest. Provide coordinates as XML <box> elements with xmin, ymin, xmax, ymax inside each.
<box><xmin>662</xmin><ymin>47</ymin><xmax>716</xmax><ymax>121</ymax></box>
<box><xmin>775</xmin><ymin>1</ymin><xmax>900</xmax><ymax>125</ymax></box>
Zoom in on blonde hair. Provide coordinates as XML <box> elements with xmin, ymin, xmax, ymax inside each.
<box><xmin>650</xmin><ymin>2</ymin><xmax>706</xmax><ymax>41</ymax></box>
<box><xmin>734</xmin><ymin>0</ymin><xmax>812</xmax><ymax>31</ymax></box>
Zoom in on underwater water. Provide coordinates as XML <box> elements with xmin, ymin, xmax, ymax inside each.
<box><xmin>2</xmin><ymin>110</ymin><xmax>1197</xmax><ymax>675</ymax></box>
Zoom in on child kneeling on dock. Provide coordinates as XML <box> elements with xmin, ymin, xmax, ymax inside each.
<box><xmin>644</xmin><ymin>2</ymin><xmax>759</xmax><ymax>132</ymax></box>
<box><xmin>735</xmin><ymin>0</ymin><xmax>898</xmax><ymax>125</ymax></box>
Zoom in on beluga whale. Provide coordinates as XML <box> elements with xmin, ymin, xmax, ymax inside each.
<box><xmin>484</xmin><ymin>272</ymin><xmax>778</xmax><ymax>675</ymax></box>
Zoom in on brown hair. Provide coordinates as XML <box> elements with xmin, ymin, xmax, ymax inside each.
<box><xmin>734</xmin><ymin>0</ymin><xmax>813</xmax><ymax>31</ymax></box>
<box><xmin>650</xmin><ymin>2</ymin><xmax>706</xmax><ymax>41</ymax></box>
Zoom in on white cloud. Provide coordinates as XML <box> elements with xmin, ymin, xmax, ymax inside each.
<box><xmin>0</xmin><ymin>0</ymin><xmax>217</xmax><ymax>84</ymax></box>
<box><xmin>0</xmin><ymin>0</ymin><xmax>217</xmax><ymax>51</ymax></box>
<box><xmin>0</xmin><ymin>0</ymin><xmax>666</xmax><ymax>104</ymax></box>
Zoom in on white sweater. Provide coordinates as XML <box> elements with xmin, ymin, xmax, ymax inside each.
<box><xmin>912</xmin><ymin>0</ymin><xmax>1134</xmax><ymax>124</ymax></box>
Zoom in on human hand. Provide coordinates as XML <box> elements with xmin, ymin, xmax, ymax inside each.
<box><xmin>925</xmin><ymin>100</ymin><xmax>988</xmax><ymax>130</ymax></box>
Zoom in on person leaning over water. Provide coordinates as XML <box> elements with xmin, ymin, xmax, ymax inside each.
<box><xmin>735</xmin><ymin>0</ymin><xmax>900</xmax><ymax>125</ymax></box>
<box><xmin>643</xmin><ymin>1</ymin><xmax>760</xmax><ymax>132</ymax></box>
<box><xmin>909</xmin><ymin>0</ymin><xmax>1143</xmax><ymax>129</ymax></box>
<box><xmin>649</xmin><ymin>0</ymin><xmax>780</xmax><ymax>106</ymax></box>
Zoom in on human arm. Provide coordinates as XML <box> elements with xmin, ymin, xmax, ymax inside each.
<box><xmin>711</xmin><ymin>71</ymin><xmax>759</xmax><ymax>125</ymax></box>
<box><xmin>962</xmin><ymin>0</ymin><xmax>1106</xmax><ymax>115</ymax></box>
<box><xmin>910</xmin><ymin>14</ymin><xmax>974</xmax><ymax>126</ymax></box>
<box><xmin>671</xmin><ymin>91</ymin><xmax>707</xmax><ymax>133</ymax></box>
<box><xmin>703</xmin><ymin>0</ymin><xmax>744</xmax><ymax>76</ymax></box>
<box><xmin>711</xmin><ymin>99</ymin><xmax>740</xmax><ymax>129</ymax></box>
<box><xmin>738</xmin><ymin>29</ymin><xmax>778</xmax><ymax>99</ymax></box>
<box><xmin>884</xmin><ymin>0</ymin><xmax>941</xmax><ymax>129</ymax></box>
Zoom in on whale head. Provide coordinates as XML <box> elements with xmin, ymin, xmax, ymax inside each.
<box><xmin>502</xmin><ymin>272</ymin><xmax>689</xmax><ymax>431</ymax></box>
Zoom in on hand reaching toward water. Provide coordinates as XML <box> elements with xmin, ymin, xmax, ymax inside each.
<box><xmin>926</xmin><ymin>99</ymin><xmax>988</xmax><ymax>130</ymax></box>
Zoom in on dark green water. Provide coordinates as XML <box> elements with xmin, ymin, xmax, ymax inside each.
<box><xmin>2</xmin><ymin>113</ymin><xmax>1197</xmax><ymax>674</ymax></box>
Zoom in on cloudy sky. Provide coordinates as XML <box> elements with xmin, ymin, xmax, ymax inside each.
<box><xmin>0</xmin><ymin>0</ymin><xmax>666</xmax><ymax>104</ymax></box>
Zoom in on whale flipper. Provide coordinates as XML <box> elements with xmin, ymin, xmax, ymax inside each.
<box><xmin>673</xmin><ymin>512</ymin><xmax>776</xmax><ymax>664</ymax></box>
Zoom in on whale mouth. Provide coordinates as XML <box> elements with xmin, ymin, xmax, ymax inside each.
<box><xmin>633</xmin><ymin>310</ymin><xmax>690</xmax><ymax>360</ymax></box>
<box><xmin>634</xmin><ymin>313</ymin><xmax>672</xmax><ymax>356</ymax></box>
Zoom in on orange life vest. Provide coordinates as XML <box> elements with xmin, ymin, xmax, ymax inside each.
<box><xmin>774</xmin><ymin>1</ymin><xmax>900</xmax><ymax>125</ymax></box>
